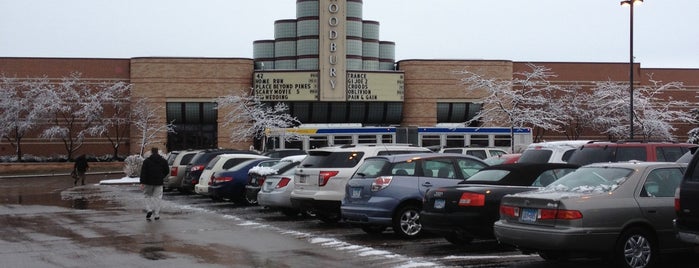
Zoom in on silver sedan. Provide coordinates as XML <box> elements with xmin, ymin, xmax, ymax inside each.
<box><xmin>493</xmin><ymin>161</ymin><xmax>694</xmax><ymax>268</ymax></box>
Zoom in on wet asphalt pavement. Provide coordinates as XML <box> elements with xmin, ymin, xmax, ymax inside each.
<box><xmin>1</xmin><ymin>173</ymin><xmax>698</xmax><ymax>268</ymax></box>
<box><xmin>0</xmin><ymin>174</ymin><xmax>412</xmax><ymax>268</ymax></box>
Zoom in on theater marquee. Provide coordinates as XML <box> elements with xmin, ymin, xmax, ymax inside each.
<box><xmin>254</xmin><ymin>71</ymin><xmax>404</xmax><ymax>102</ymax></box>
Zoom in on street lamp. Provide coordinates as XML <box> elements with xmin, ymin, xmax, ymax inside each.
<box><xmin>621</xmin><ymin>0</ymin><xmax>642</xmax><ymax>140</ymax></box>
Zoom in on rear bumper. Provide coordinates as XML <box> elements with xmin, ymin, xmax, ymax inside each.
<box><xmin>493</xmin><ymin>220</ymin><xmax>617</xmax><ymax>252</ymax></box>
<box><xmin>420</xmin><ymin>210</ymin><xmax>494</xmax><ymax>238</ymax></box>
<box><xmin>674</xmin><ymin>218</ymin><xmax>699</xmax><ymax>244</ymax></box>
<box><xmin>290</xmin><ymin>197</ymin><xmax>340</xmax><ymax>216</ymax></box>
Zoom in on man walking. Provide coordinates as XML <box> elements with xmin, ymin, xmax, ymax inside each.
<box><xmin>140</xmin><ymin>147</ymin><xmax>169</xmax><ymax>221</ymax></box>
<box><xmin>73</xmin><ymin>154</ymin><xmax>89</xmax><ymax>186</ymax></box>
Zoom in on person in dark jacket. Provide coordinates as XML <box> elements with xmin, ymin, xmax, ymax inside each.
<box><xmin>73</xmin><ymin>154</ymin><xmax>89</xmax><ymax>186</ymax></box>
<box><xmin>139</xmin><ymin>147</ymin><xmax>169</xmax><ymax>221</ymax></box>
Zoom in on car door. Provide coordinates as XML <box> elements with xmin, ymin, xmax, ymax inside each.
<box><xmin>418</xmin><ymin>158</ymin><xmax>463</xmax><ymax>196</ymax></box>
<box><xmin>636</xmin><ymin>166</ymin><xmax>685</xmax><ymax>248</ymax></box>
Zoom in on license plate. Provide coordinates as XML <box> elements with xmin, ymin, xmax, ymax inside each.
<box><xmin>434</xmin><ymin>199</ymin><xmax>445</xmax><ymax>209</ymax></box>
<box><xmin>351</xmin><ymin>187</ymin><xmax>362</xmax><ymax>198</ymax></box>
<box><xmin>520</xmin><ymin>208</ymin><xmax>538</xmax><ymax>223</ymax></box>
<box><xmin>299</xmin><ymin>175</ymin><xmax>307</xmax><ymax>184</ymax></box>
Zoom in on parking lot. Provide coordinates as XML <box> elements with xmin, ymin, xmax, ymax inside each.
<box><xmin>1</xmin><ymin>174</ymin><xmax>696</xmax><ymax>267</ymax></box>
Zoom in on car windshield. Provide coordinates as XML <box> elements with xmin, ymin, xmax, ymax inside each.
<box><xmin>464</xmin><ymin>169</ymin><xmax>509</xmax><ymax>182</ymax></box>
<box><xmin>543</xmin><ymin>166</ymin><xmax>632</xmax><ymax>193</ymax></box>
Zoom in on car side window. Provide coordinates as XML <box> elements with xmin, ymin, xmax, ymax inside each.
<box><xmin>642</xmin><ymin>168</ymin><xmax>683</xmax><ymax>197</ymax></box>
<box><xmin>532</xmin><ymin>170</ymin><xmax>557</xmax><ymax>187</ymax></box>
<box><xmin>391</xmin><ymin>161</ymin><xmax>416</xmax><ymax>176</ymax></box>
<box><xmin>657</xmin><ymin>146</ymin><xmax>684</xmax><ymax>162</ymax></box>
<box><xmin>467</xmin><ymin>150</ymin><xmax>487</xmax><ymax>160</ymax></box>
<box><xmin>422</xmin><ymin>159</ymin><xmax>455</xmax><ymax>179</ymax></box>
<box><xmin>616</xmin><ymin>147</ymin><xmax>647</xmax><ymax>162</ymax></box>
<box><xmin>456</xmin><ymin>158</ymin><xmax>487</xmax><ymax>179</ymax></box>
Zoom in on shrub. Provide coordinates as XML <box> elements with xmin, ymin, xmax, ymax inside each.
<box><xmin>123</xmin><ymin>155</ymin><xmax>144</xmax><ymax>178</ymax></box>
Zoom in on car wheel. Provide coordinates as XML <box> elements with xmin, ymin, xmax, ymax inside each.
<box><xmin>538</xmin><ymin>250</ymin><xmax>567</xmax><ymax>261</ymax></box>
<box><xmin>361</xmin><ymin>225</ymin><xmax>386</xmax><ymax>234</ymax></box>
<box><xmin>444</xmin><ymin>234</ymin><xmax>474</xmax><ymax>245</ymax></box>
<box><xmin>392</xmin><ymin>205</ymin><xmax>423</xmax><ymax>238</ymax></box>
<box><xmin>614</xmin><ymin>227</ymin><xmax>657</xmax><ymax>268</ymax></box>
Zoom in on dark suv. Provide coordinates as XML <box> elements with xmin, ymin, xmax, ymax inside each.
<box><xmin>566</xmin><ymin>141</ymin><xmax>696</xmax><ymax>166</ymax></box>
<box><xmin>180</xmin><ymin>149</ymin><xmax>259</xmax><ymax>193</ymax></box>
<box><xmin>675</xmin><ymin>147</ymin><xmax>699</xmax><ymax>244</ymax></box>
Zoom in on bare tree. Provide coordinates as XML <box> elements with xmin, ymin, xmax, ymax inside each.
<box><xmin>97</xmin><ymin>81</ymin><xmax>132</xmax><ymax>160</ymax></box>
<box><xmin>0</xmin><ymin>75</ymin><xmax>51</xmax><ymax>161</ymax></box>
<box><xmin>131</xmin><ymin>98</ymin><xmax>175</xmax><ymax>156</ymax></box>
<box><xmin>38</xmin><ymin>72</ymin><xmax>108</xmax><ymax>160</ymax></box>
<box><xmin>217</xmin><ymin>89</ymin><xmax>300</xmax><ymax>145</ymax></box>
<box><xmin>589</xmin><ymin>77</ymin><xmax>694</xmax><ymax>141</ymax></box>
<box><xmin>457</xmin><ymin>63</ymin><xmax>567</xmax><ymax>147</ymax></box>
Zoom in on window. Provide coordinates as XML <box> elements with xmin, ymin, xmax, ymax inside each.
<box><xmin>422</xmin><ymin>159</ymin><xmax>455</xmax><ymax>179</ymax></box>
<box><xmin>167</xmin><ymin>102</ymin><xmax>217</xmax><ymax>151</ymax></box>
<box><xmin>643</xmin><ymin>168</ymin><xmax>683</xmax><ymax>197</ymax></box>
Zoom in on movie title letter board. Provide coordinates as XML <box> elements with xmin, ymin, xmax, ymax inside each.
<box><xmin>347</xmin><ymin>72</ymin><xmax>404</xmax><ymax>101</ymax></box>
<box><xmin>254</xmin><ymin>72</ymin><xmax>319</xmax><ymax>101</ymax></box>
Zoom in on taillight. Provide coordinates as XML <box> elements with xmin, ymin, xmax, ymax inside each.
<box><xmin>318</xmin><ymin>171</ymin><xmax>339</xmax><ymax>186</ymax></box>
<box><xmin>276</xmin><ymin>177</ymin><xmax>291</xmax><ymax>189</ymax></box>
<box><xmin>259</xmin><ymin>176</ymin><xmax>266</xmax><ymax>185</ymax></box>
<box><xmin>538</xmin><ymin>208</ymin><xmax>583</xmax><ymax>220</ymax></box>
<box><xmin>371</xmin><ymin>176</ymin><xmax>393</xmax><ymax>191</ymax></box>
<box><xmin>190</xmin><ymin>165</ymin><xmax>204</xmax><ymax>172</ymax></box>
<box><xmin>170</xmin><ymin>167</ymin><xmax>178</xmax><ymax>176</ymax></box>
<box><xmin>500</xmin><ymin>205</ymin><xmax>519</xmax><ymax>217</ymax></box>
<box><xmin>458</xmin><ymin>192</ymin><xmax>485</xmax><ymax>207</ymax></box>
<box><xmin>212</xmin><ymin>176</ymin><xmax>233</xmax><ymax>184</ymax></box>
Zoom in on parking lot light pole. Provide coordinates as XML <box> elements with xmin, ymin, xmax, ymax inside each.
<box><xmin>621</xmin><ymin>0</ymin><xmax>642</xmax><ymax>140</ymax></box>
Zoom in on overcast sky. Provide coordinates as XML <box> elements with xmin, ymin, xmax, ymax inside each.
<box><xmin>1</xmin><ymin>0</ymin><xmax>698</xmax><ymax>68</ymax></box>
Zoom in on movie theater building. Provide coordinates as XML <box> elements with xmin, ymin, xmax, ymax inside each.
<box><xmin>1</xmin><ymin>0</ymin><xmax>698</xmax><ymax>157</ymax></box>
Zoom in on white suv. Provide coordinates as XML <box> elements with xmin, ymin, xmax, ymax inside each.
<box><xmin>517</xmin><ymin>140</ymin><xmax>592</xmax><ymax>163</ymax></box>
<box><xmin>439</xmin><ymin>147</ymin><xmax>508</xmax><ymax>160</ymax></box>
<box><xmin>290</xmin><ymin>144</ymin><xmax>432</xmax><ymax>223</ymax></box>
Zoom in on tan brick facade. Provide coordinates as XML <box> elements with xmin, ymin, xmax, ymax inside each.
<box><xmin>1</xmin><ymin>57</ymin><xmax>699</xmax><ymax>157</ymax></box>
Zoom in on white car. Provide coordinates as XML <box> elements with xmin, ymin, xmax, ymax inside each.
<box><xmin>517</xmin><ymin>140</ymin><xmax>592</xmax><ymax>163</ymax></box>
<box><xmin>439</xmin><ymin>147</ymin><xmax>508</xmax><ymax>160</ymax></box>
<box><xmin>194</xmin><ymin>153</ymin><xmax>268</xmax><ymax>196</ymax></box>
<box><xmin>290</xmin><ymin>144</ymin><xmax>432</xmax><ymax>223</ymax></box>
<box><xmin>257</xmin><ymin>155</ymin><xmax>307</xmax><ymax>216</ymax></box>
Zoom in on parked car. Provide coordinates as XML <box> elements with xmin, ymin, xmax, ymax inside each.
<box><xmin>243</xmin><ymin>158</ymin><xmax>288</xmax><ymax>205</ymax></box>
<box><xmin>566</xmin><ymin>141</ymin><xmax>697</xmax><ymax>166</ymax></box>
<box><xmin>483</xmin><ymin>153</ymin><xmax>521</xmax><ymax>165</ymax></box>
<box><xmin>194</xmin><ymin>153</ymin><xmax>269</xmax><ymax>196</ymax></box>
<box><xmin>421</xmin><ymin>163</ymin><xmax>578</xmax><ymax>245</ymax></box>
<box><xmin>180</xmin><ymin>149</ymin><xmax>259</xmax><ymax>193</ymax></box>
<box><xmin>517</xmin><ymin>140</ymin><xmax>592</xmax><ymax>163</ymax></box>
<box><xmin>164</xmin><ymin>149</ymin><xmax>202</xmax><ymax>193</ymax></box>
<box><xmin>494</xmin><ymin>161</ymin><xmax>693</xmax><ymax>268</ymax></box>
<box><xmin>341</xmin><ymin>153</ymin><xmax>488</xmax><ymax>238</ymax></box>
<box><xmin>290</xmin><ymin>144</ymin><xmax>433</xmax><ymax>223</ymax></box>
<box><xmin>262</xmin><ymin>149</ymin><xmax>307</xmax><ymax>158</ymax></box>
<box><xmin>209</xmin><ymin>158</ymin><xmax>278</xmax><ymax>203</ymax></box>
<box><xmin>257</xmin><ymin>155</ymin><xmax>308</xmax><ymax>216</ymax></box>
<box><xmin>439</xmin><ymin>147</ymin><xmax>508</xmax><ymax>160</ymax></box>
<box><xmin>674</xmin><ymin>146</ymin><xmax>699</xmax><ymax>244</ymax></box>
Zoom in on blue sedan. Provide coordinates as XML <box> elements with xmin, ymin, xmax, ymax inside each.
<box><xmin>209</xmin><ymin>158</ymin><xmax>276</xmax><ymax>204</ymax></box>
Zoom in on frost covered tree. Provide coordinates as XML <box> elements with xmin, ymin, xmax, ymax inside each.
<box><xmin>131</xmin><ymin>98</ymin><xmax>174</xmax><ymax>156</ymax></box>
<box><xmin>457</xmin><ymin>63</ymin><xmax>567</xmax><ymax>146</ymax></box>
<box><xmin>686</xmin><ymin>108</ymin><xmax>699</xmax><ymax>144</ymax></box>
<box><xmin>589</xmin><ymin>77</ymin><xmax>694</xmax><ymax>141</ymax></box>
<box><xmin>38</xmin><ymin>72</ymin><xmax>110</xmax><ymax>160</ymax></box>
<box><xmin>0</xmin><ymin>75</ymin><xmax>52</xmax><ymax>161</ymax></box>
<box><xmin>217</xmin><ymin>89</ymin><xmax>300</xmax><ymax>145</ymax></box>
<box><xmin>97</xmin><ymin>81</ymin><xmax>132</xmax><ymax>160</ymax></box>
<box><xmin>552</xmin><ymin>85</ymin><xmax>596</xmax><ymax>140</ymax></box>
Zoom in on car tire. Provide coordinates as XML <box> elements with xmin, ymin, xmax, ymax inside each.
<box><xmin>613</xmin><ymin>227</ymin><xmax>657</xmax><ymax>268</ymax></box>
<box><xmin>361</xmin><ymin>225</ymin><xmax>386</xmax><ymax>234</ymax></box>
<box><xmin>444</xmin><ymin>234</ymin><xmax>474</xmax><ymax>245</ymax></box>
<box><xmin>392</xmin><ymin>204</ymin><xmax>423</xmax><ymax>239</ymax></box>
